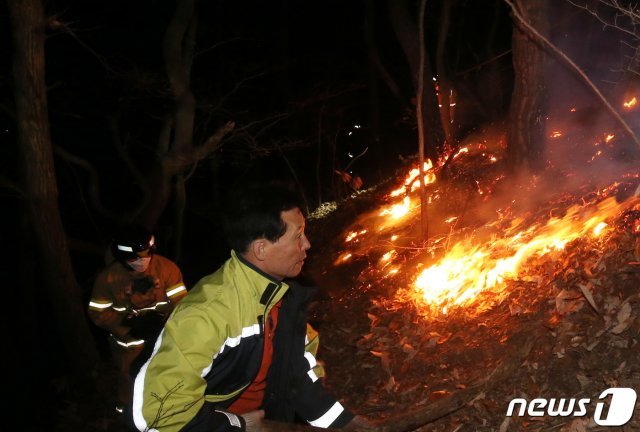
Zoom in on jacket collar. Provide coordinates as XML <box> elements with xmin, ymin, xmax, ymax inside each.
<box><xmin>231</xmin><ymin>250</ymin><xmax>288</xmax><ymax>306</ymax></box>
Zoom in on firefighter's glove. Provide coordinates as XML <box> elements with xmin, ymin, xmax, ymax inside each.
<box><xmin>241</xmin><ymin>410</ymin><xmax>264</xmax><ymax>432</ymax></box>
<box><xmin>127</xmin><ymin>311</ymin><xmax>165</xmax><ymax>340</ymax></box>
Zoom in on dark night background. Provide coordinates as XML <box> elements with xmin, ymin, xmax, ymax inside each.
<box><xmin>0</xmin><ymin>0</ymin><xmax>517</xmax><ymax>288</ymax></box>
<box><xmin>1</xmin><ymin>0</ymin><xmax>638</xmax><ymax>430</ymax></box>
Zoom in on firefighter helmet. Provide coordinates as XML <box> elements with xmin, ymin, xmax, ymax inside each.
<box><xmin>111</xmin><ymin>225</ymin><xmax>156</xmax><ymax>263</ymax></box>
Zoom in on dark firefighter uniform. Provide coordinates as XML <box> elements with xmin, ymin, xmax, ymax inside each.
<box><xmin>88</xmin><ymin>254</ymin><xmax>187</xmax><ymax>409</ymax></box>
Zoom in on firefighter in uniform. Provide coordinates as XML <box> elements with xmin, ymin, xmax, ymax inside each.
<box><xmin>131</xmin><ymin>184</ymin><xmax>374</xmax><ymax>432</ymax></box>
<box><xmin>88</xmin><ymin>225</ymin><xmax>187</xmax><ymax>413</ymax></box>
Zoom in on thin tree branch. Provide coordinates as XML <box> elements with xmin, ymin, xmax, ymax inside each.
<box><xmin>455</xmin><ymin>50</ymin><xmax>512</xmax><ymax>76</ymax></box>
<box><xmin>163</xmin><ymin>120</ymin><xmax>235</xmax><ymax>175</ymax></box>
<box><xmin>565</xmin><ymin>0</ymin><xmax>640</xmax><ymax>39</ymax></box>
<box><xmin>47</xmin><ymin>16</ymin><xmax>117</xmax><ymax>74</ymax></box>
<box><xmin>276</xmin><ymin>144</ymin><xmax>310</xmax><ymax>214</ymax></box>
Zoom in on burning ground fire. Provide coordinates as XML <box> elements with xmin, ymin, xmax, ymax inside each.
<box><xmin>332</xmin><ymin>128</ymin><xmax>639</xmax><ymax>318</ymax></box>
<box><xmin>406</xmin><ymin>197</ymin><xmax>629</xmax><ymax>315</ymax></box>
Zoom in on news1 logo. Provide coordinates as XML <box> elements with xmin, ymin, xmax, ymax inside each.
<box><xmin>506</xmin><ymin>388</ymin><xmax>637</xmax><ymax>426</ymax></box>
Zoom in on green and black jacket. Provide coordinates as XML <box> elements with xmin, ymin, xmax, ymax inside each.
<box><xmin>132</xmin><ymin>251</ymin><xmax>353</xmax><ymax>432</ymax></box>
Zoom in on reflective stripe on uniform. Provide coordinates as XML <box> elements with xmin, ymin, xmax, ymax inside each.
<box><xmin>166</xmin><ymin>284</ymin><xmax>187</xmax><ymax>298</ymax></box>
<box><xmin>308</xmin><ymin>402</ymin><xmax>345</xmax><ymax>428</ymax></box>
<box><xmin>134</xmin><ymin>302</ymin><xmax>169</xmax><ymax>313</ymax></box>
<box><xmin>112</xmin><ymin>335</ymin><xmax>145</xmax><ymax>348</ymax></box>
<box><xmin>88</xmin><ymin>300</ymin><xmax>113</xmax><ymax>310</ymax></box>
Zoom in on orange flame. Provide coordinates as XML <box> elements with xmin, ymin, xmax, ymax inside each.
<box><xmin>407</xmin><ymin>197</ymin><xmax>631</xmax><ymax>315</ymax></box>
<box><xmin>390</xmin><ymin>160</ymin><xmax>436</xmax><ymax>197</ymax></box>
<box><xmin>380</xmin><ymin>196</ymin><xmax>412</xmax><ymax>221</ymax></box>
<box><xmin>330</xmin><ymin>128</ymin><xmax>636</xmax><ymax>319</ymax></box>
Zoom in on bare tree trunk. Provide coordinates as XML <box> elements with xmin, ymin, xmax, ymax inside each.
<box><xmin>436</xmin><ymin>0</ymin><xmax>456</xmax><ymax>148</ymax></box>
<box><xmin>388</xmin><ymin>0</ymin><xmax>443</xmax><ymax>160</ymax></box>
<box><xmin>8</xmin><ymin>0</ymin><xmax>99</xmax><ymax>377</ymax></box>
<box><xmin>364</xmin><ymin>0</ymin><xmax>401</xmax><ymax>101</ymax></box>
<box><xmin>417</xmin><ymin>0</ymin><xmax>429</xmax><ymax>240</ymax></box>
<box><xmin>139</xmin><ymin>0</ymin><xmax>234</xmax><ymax>260</ymax></box>
<box><xmin>507</xmin><ymin>0</ymin><xmax>549</xmax><ymax>169</ymax></box>
<box><xmin>139</xmin><ymin>0</ymin><xmax>197</xmax><ymax>236</ymax></box>
<box><xmin>364</xmin><ymin>2</ymin><xmax>384</xmax><ymax>182</ymax></box>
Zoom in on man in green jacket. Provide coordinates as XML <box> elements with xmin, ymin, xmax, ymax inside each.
<box><xmin>132</xmin><ymin>183</ymin><xmax>373</xmax><ymax>432</ymax></box>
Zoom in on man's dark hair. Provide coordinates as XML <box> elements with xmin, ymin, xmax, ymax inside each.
<box><xmin>223</xmin><ymin>182</ymin><xmax>304</xmax><ymax>253</ymax></box>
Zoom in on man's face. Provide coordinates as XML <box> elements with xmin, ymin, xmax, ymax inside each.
<box><xmin>262</xmin><ymin>208</ymin><xmax>311</xmax><ymax>280</ymax></box>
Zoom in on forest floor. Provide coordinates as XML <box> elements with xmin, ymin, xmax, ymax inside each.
<box><xmin>308</xmin><ymin>205</ymin><xmax>640</xmax><ymax>432</ymax></box>
<box><xmin>304</xmin><ymin>152</ymin><xmax>640</xmax><ymax>431</ymax></box>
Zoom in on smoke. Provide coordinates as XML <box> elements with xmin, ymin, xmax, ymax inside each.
<box><xmin>541</xmin><ymin>0</ymin><xmax>640</xmax><ymax>193</ymax></box>
<box><xmin>478</xmin><ymin>0</ymin><xmax>640</xmax><ymax>221</ymax></box>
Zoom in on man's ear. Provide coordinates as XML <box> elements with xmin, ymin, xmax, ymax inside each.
<box><xmin>249</xmin><ymin>239</ymin><xmax>267</xmax><ymax>261</ymax></box>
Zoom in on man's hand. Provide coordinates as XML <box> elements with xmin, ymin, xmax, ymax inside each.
<box><xmin>241</xmin><ymin>409</ymin><xmax>264</xmax><ymax>432</ymax></box>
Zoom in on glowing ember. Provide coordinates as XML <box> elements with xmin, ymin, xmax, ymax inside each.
<box><xmin>345</xmin><ymin>229</ymin><xmax>367</xmax><ymax>243</ymax></box>
<box><xmin>623</xmin><ymin>97</ymin><xmax>637</xmax><ymax>109</ymax></box>
<box><xmin>379</xmin><ymin>250</ymin><xmax>397</xmax><ymax>266</ymax></box>
<box><xmin>334</xmin><ymin>252</ymin><xmax>353</xmax><ymax>265</ymax></box>
<box><xmin>453</xmin><ymin>147</ymin><xmax>469</xmax><ymax>159</ymax></box>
